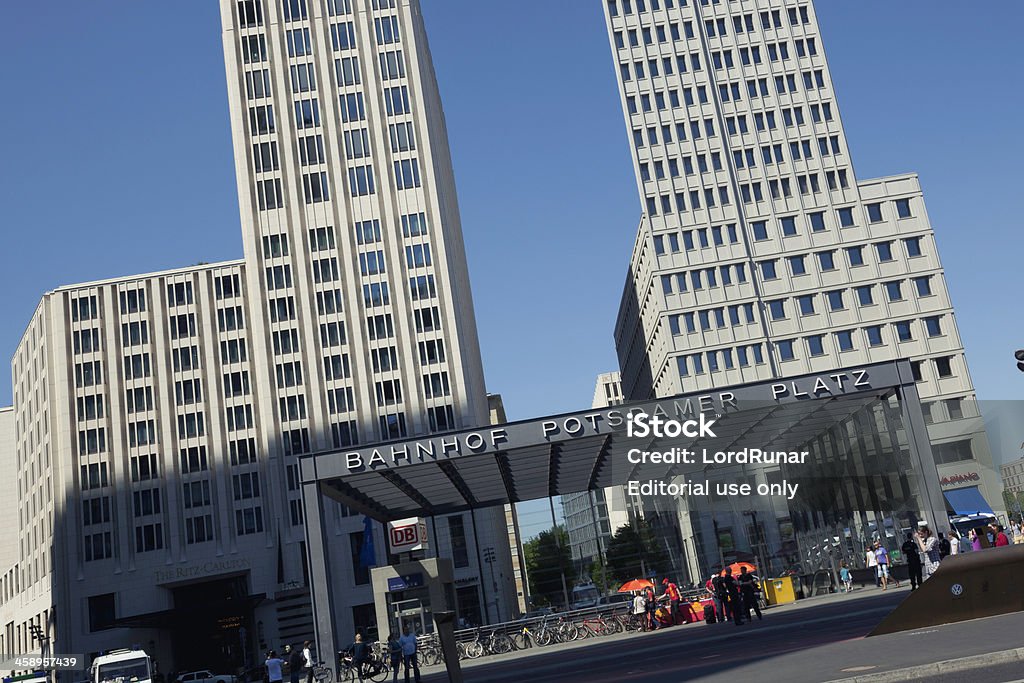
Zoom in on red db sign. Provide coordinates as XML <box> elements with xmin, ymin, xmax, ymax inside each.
<box><xmin>387</xmin><ymin>517</ymin><xmax>429</xmax><ymax>553</ymax></box>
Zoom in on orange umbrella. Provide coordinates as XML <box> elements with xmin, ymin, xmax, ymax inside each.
<box><xmin>725</xmin><ymin>561</ymin><xmax>757</xmax><ymax>575</ymax></box>
<box><xmin>618</xmin><ymin>578</ymin><xmax>654</xmax><ymax>593</ymax></box>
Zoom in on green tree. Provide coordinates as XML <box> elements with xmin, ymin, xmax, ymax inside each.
<box><xmin>605</xmin><ymin>520</ymin><xmax>669</xmax><ymax>583</ymax></box>
<box><xmin>523</xmin><ymin>526</ymin><xmax>572</xmax><ymax>607</ymax></box>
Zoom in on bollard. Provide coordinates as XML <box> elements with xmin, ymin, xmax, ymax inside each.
<box><xmin>433</xmin><ymin>610</ymin><xmax>463</xmax><ymax>683</ymax></box>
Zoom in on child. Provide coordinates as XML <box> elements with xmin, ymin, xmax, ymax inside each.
<box><xmin>839</xmin><ymin>562</ymin><xmax>852</xmax><ymax>593</ymax></box>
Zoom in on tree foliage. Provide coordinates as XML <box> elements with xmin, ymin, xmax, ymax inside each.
<box><xmin>523</xmin><ymin>526</ymin><xmax>572</xmax><ymax>607</ymax></box>
<box><xmin>604</xmin><ymin>519</ymin><xmax>669</xmax><ymax>583</ymax></box>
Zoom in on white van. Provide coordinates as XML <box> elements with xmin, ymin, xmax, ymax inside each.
<box><xmin>92</xmin><ymin>648</ymin><xmax>152</xmax><ymax>683</ymax></box>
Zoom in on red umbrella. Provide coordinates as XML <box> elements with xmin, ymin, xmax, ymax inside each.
<box><xmin>617</xmin><ymin>578</ymin><xmax>654</xmax><ymax>593</ymax></box>
<box><xmin>725</xmin><ymin>561</ymin><xmax>757</xmax><ymax>575</ymax></box>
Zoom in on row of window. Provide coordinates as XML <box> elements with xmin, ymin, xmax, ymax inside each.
<box><xmin>620</xmin><ymin>36</ymin><xmax>818</xmax><ymax>86</ymax></box>
<box><xmin>609</xmin><ymin>0</ymin><xmax>811</xmax><ymax>32</ymax></box>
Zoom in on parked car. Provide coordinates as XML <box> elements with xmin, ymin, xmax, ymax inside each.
<box><xmin>177</xmin><ymin>671</ymin><xmax>235</xmax><ymax>683</ymax></box>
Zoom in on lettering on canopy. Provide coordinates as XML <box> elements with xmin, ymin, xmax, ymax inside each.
<box><xmin>338</xmin><ymin>368</ymin><xmax>881</xmax><ymax>474</ymax></box>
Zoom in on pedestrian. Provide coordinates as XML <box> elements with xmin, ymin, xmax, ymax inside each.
<box><xmin>865</xmin><ymin>544</ymin><xmax>879</xmax><ymax>587</ymax></box>
<box><xmin>992</xmin><ymin>524</ymin><xmax>1010</xmax><ymax>547</ymax></box>
<box><xmin>661</xmin><ymin>578</ymin><xmax>681</xmax><ymax>626</ymax></box>
<box><xmin>398</xmin><ymin>628</ymin><xmax>421</xmax><ymax>683</ymax></box>
<box><xmin>721</xmin><ymin>567</ymin><xmax>743</xmax><ymax>625</ymax></box>
<box><xmin>1015</xmin><ymin>523</ymin><xmax>1024</xmax><ymax>545</ymax></box>
<box><xmin>287</xmin><ymin>645</ymin><xmax>305</xmax><ymax>683</ymax></box>
<box><xmin>901</xmin><ymin>532</ymin><xmax>923</xmax><ymax>591</ymax></box>
<box><xmin>711</xmin><ymin>572</ymin><xmax>728</xmax><ymax>624</ymax></box>
<box><xmin>386</xmin><ymin>633</ymin><xmax>402</xmax><ymax>683</ymax></box>
<box><xmin>916</xmin><ymin>527</ymin><xmax>940</xmax><ymax>579</ymax></box>
<box><xmin>644</xmin><ymin>585</ymin><xmax>659</xmax><ymax>630</ymax></box>
<box><xmin>969</xmin><ymin>528</ymin><xmax>982</xmax><ymax>552</ymax></box>
<box><xmin>874</xmin><ymin>542</ymin><xmax>897</xmax><ymax>590</ymax></box>
<box><xmin>349</xmin><ymin>634</ymin><xmax>368</xmax><ymax>683</ymax></box>
<box><xmin>839</xmin><ymin>562</ymin><xmax>852</xmax><ymax>593</ymax></box>
<box><xmin>937</xmin><ymin>530</ymin><xmax>952</xmax><ymax>559</ymax></box>
<box><xmin>737</xmin><ymin>566</ymin><xmax>762</xmax><ymax>621</ymax></box>
<box><xmin>302</xmin><ymin>641</ymin><xmax>314</xmax><ymax>683</ymax></box>
<box><xmin>947</xmin><ymin>531</ymin><xmax>960</xmax><ymax>556</ymax></box>
<box><xmin>265</xmin><ymin>651</ymin><xmax>286</xmax><ymax>683</ymax></box>
<box><xmin>632</xmin><ymin>590</ymin><xmax>647</xmax><ymax>630</ymax></box>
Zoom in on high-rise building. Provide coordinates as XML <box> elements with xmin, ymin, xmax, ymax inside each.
<box><xmin>604</xmin><ymin>0</ymin><xmax>1001</xmax><ymax>575</ymax></box>
<box><xmin>561</xmin><ymin>373</ymin><xmax>643</xmax><ymax>581</ymax></box>
<box><xmin>0</xmin><ymin>0</ymin><xmax>517</xmax><ymax>672</ymax></box>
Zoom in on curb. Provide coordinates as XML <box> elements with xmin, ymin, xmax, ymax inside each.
<box><xmin>827</xmin><ymin>647</ymin><xmax>1024</xmax><ymax>682</ymax></box>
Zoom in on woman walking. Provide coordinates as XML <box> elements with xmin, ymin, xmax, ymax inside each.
<box><xmin>916</xmin><ymin>527</ymin><xmax>941</xmax><ymax>580</ymax></box>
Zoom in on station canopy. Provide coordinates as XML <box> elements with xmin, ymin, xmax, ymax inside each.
<box><xmin>299</xmin><ymin>360</ymin><xmax>920</xmax><ymax>521</ymax></box>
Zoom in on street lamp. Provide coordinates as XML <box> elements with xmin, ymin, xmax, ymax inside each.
<box><xmin>482</xmin><ymin>547</ymin><xmax>501</xmax><ymax>623</ymax></box>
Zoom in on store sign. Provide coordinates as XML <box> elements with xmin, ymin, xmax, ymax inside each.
<box><xmin>388</xmin><ymin>517</ymin><xmax>429</xmax><ymax>553</ymax></box>
<box><xmin>387</xmin><ymin>572</ymin><xmax>425</xmax><ymax>592</ymax></box>
<box><xmin>940</xmin><ymin>472</ymin><xmax>981</xmax><ymax>488</ymax></box>
<box><xmin>155</xmin><ymin>557</ymin><xmax>251</xmax><ymax>583</ymax></box>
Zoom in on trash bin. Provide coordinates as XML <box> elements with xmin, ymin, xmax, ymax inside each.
<box><xmin>761</xmin><ymin>576</ymin><xmax>798</xmax><ymax>605</ymax></box>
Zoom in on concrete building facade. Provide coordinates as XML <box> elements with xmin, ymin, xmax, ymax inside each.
<box><xmin>604</xmin><ymin>0</ymin><xmax>1000</xmax><ymax>577</ymax></box>
<box><xmin>0</xmin><ymin>0</ymin><xmax>518</xmax><ymax>673</ymax></box>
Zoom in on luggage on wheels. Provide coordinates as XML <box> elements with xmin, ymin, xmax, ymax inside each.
<box><xmin>703</xmin><ymin>605</ymin><xmax>716</xmax><ymax>624</ymax></box>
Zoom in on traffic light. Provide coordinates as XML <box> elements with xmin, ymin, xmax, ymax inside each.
<box><xmin>1016</xmin><ymin>350</ymin><xmax>1024</xmax><ymax>372</ymax></box>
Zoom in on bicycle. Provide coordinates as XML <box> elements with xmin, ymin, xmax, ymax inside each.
<box><xmin>336</xmin><ymin>651</ymin><xmax>389</xmax><ymax>683</ymax></box>
<box><xmin>579</xmin><ymin>614</ymin><xmax>621</xmax><ymax>638</ymax></box>
<box><xmin>310</xmin><ymin>660</ymin><xmax>333</xmax><ymax>683</ymax></box>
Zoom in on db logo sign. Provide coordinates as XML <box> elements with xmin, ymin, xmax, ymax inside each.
<box><xmin>388</xmin><ymin>517</ymin><xmax>429</xmax><ymax>553</ymax></box>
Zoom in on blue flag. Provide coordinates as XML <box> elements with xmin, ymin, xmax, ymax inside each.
<box><xmin>360</xmin><ymin>516</ymin><xmax>377</xmax><ymax>568</ymax></box>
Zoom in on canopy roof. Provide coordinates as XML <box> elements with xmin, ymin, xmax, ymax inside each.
<box><xmin>300</xmin><ymin>360</ymin><xmax>918</xmax><ymax>521</ymax></box>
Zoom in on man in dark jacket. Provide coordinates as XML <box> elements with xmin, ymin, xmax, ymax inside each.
<box><xmin>720</xmin><ymin>568</ymin><xmax>744</xmax><ymax>625</ymax></box>
<box><xmin>902</xmin><ymin>532</ymin><xmax>923</xmax><ymax>590</ymax></box>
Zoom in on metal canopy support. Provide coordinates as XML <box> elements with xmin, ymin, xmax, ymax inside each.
<box><xmin>322</xmin><ymin>477</ymin><xmax>390</xmax><ymax>520</ymax></box>
<box><xmin>302</xmin><ymin>481</ymin><xmax>337</xmax><ymax>669</ymax></box>
<box><xmin>586</xmin><ymin>434</ymin><xmax>613</xmax><ymax>492</ymax></box>
<box><xmin>494</xmin><ymin>451</ymin><xmax>518</xmax><ymax>502</ymax></box>
<box><xmin>438</xmin><ymin>461</ymin><xmax>478</xmax><ymax>506</ymax></box>
<box><xmin>378</xmin><ymin>469</ymin><xmax>436</xmax><ymax>515</ymax></box>
<box><xmin>548</xmin><ymin>443</ymin><xmax>562</xmax><ymax>497</ymax></box>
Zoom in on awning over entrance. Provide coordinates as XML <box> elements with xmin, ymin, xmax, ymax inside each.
<box><xmin>300</xmin><ymin>360</ymin><xmax>923</xmax><ymax>521</ymax></box>
<box><xmin>944</xmin><ymin>486</ymin><xmax>994</xmax><ymax>515</ymax></box>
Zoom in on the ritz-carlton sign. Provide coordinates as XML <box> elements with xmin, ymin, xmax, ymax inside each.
<box><xmin>342</xmin><ymin>368</ymin><xmax>874</xmax><ymax>473</ymax></box>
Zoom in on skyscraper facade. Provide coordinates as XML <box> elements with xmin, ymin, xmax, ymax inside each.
<box><xmin>604</xmin><ymin>0</ymin><xmax>1001</xmax><ymax>575</ymax></box>
<box><xmin>0</xmin><ymin>0</ymin><xmax>518</xmax><ymax>672</ymax></box>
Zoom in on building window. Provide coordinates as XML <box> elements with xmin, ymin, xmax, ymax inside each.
<box><xmin>236</xmin><ymin>507</ymin><xmax>264</xmax><ymax>535</ymax></box>
<box><xmin>895</xmin><ymin>198</ymin><xmax>913</xmax><ymax>218</ymax></box>
<box><xmin>447</xmin><ymin>515</ymin><xmax>470</xmax><ymax>568</ymax></box>
<box><xmin>349</xmin><ymin>531</ymin><xmax>371</xmax><ymax>585</ymax></box>
<box><xmin>776</xmin><ymin>339</ymin><xmax>795</xmax><ymax>361</ymax></box>
<box><xmin>935</xmin><ymin>356</ymin><xmax>954</xmax><ymax>378</ymax></box>
<box><xmin>88</xmin><ymin>593</ymin><xmax>116</xmax><ymax>632</ymax></box>
<box><xmin>924</xmin><ymin>316</ymin><xmax>943</xmax><ymax>337</ymax></box>
<box><xmin>866</xmin><ymin>203</ymin><xmax>883</xmax><ymax>223</ymax></box>
<box><xmin>836</xmin><ymin>331</ymin><xmax>854</xmax><ymax>352</ymax></box>
<box><xmin>134</xmin><ymin>523</ymin><xmax>164</xmax><ymax>553</ymax></box>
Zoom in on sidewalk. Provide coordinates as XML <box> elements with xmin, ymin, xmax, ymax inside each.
<box><xmin>422</xmin><ymin>582</ymin><xmax>911</xmax><ymax>673</ymax></box>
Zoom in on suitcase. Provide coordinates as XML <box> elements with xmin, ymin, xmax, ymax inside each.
<box><xmin>703</xmin><ymin>604</ymin><xmax>716</xmax><ymax>624</ymax></box>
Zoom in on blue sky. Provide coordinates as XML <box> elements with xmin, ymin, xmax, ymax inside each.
<box><xmin>1</xmin><ymin>3</ymin><xmax>1022</xmax><ymax>538</ymax></box>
